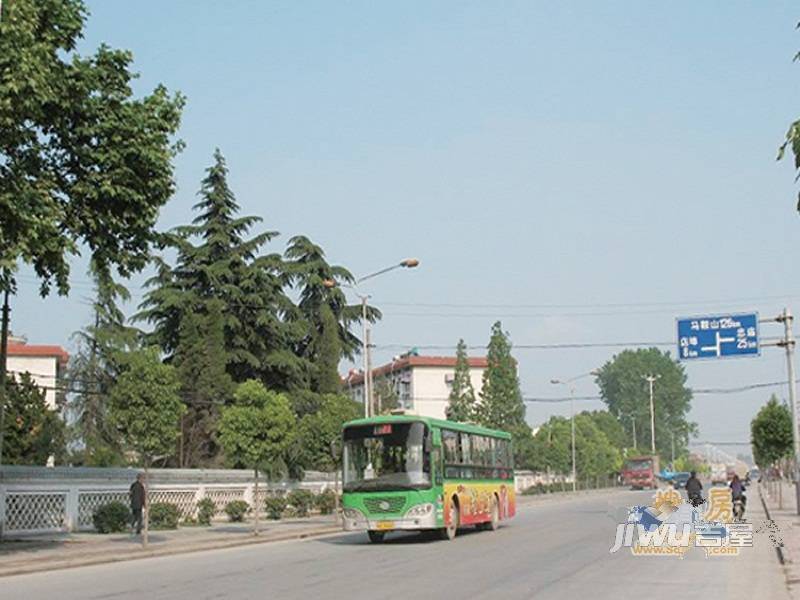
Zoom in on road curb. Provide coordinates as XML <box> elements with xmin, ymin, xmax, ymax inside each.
<box><xmin>759</xmin><ymin>485</ymin><xmax>786</xmax><ymax>565</ymax></box>
<box><xmin>0</xmin><ymin>525</ymin><xmax>342</xmax><ymax>578</ymax></box>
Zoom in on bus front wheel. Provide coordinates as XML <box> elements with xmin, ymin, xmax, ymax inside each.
<box><xmin>368</xmin><ymin>531</ymin><xmax>385</xmax><ymax>543</ymax></box>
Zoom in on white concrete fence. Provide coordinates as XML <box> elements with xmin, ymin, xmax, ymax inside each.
<box><xmin>0</xmin><ymin>466</ymin><xmax>338</xmax><ymax>535</ymax></box>
<box><xmin>1</xmin><ymin>466</ymin><xmax>562</xmax><ymax>535</ymax></box>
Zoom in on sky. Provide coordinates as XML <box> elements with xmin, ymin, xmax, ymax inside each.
<box><xmin>11</xmin><ymin>1</ymin><xmax>800</xmax><ymax>458</ymax></box>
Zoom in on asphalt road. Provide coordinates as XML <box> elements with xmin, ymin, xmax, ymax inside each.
<box><xmin>2</xmin><ymin>489</ymin><xmax>790</xmax><ymax>600</ymax></box>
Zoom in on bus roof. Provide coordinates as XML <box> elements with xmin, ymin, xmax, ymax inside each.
<box><xmin>342</xmin><ymin>414</ymin><xmax>512</xmax><ymax>440</ymax></box>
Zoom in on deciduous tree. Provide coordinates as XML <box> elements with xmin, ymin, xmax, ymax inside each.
<box><xmin>108</xmin><ymin>347</ymin><xmax>184</xmax><ymax>546</ymax></box>
<box><xmin>2</xmin><ymin>373</ymin><xmax>65</xmax><ymax>465</ymax></box>
<box><xmin>751</xmin><ymin>395</ymin><xmax>794</xmax><ymax>470</ymax></box>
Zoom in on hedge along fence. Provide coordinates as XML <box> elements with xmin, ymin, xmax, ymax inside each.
<box><xmin>0</xmin><ymin>466</ymin><xmax>339</xmax><ymax>534</ymax></box>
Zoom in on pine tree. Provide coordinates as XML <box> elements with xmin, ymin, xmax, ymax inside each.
<box><xmin>315</xmin><ymin>304</ymin><xmax>343</xmax><ymax>394</ymax></box>
<box><xmin>476</xmin><ymin>322</ymin><xmax>531</xmax><ymax>462</ymax></box>
<box><xmin>174</xmin><ymin>301</ymin><xmax>233</xmax><ymax>467</ymax></box>
<box><xmin>445</xmin><ymin>339</ymin><xmax>477</xmax><ymax>422</ymax></box>
<box><xmin>137</xmin><ymin>150</ymin><xmax>306</xmax><ymax>390</ymax></box>
<box><xmin>283</xmin><ymin>235</ymin><xmax>379</xmax><ymax>363</ymax></box>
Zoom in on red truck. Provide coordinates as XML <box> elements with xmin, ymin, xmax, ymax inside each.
<box><xmin>623</xmin><ymin>455</ymin><xmax>660</xmax><ymax>490</ymax></box>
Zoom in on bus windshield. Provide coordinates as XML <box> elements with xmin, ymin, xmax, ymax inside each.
<box><xmin>343</xmin><ymin>422</ymin><xmax>431</xmax><ymax>492</ymax></box>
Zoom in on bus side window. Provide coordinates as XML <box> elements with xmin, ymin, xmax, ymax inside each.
<box><xmin>433</xmin><ymin>448</ymin><xmax>443</xmax><ymax>485</ymax></box>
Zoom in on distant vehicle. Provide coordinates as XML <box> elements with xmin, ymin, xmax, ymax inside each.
<box><xmin>672</xmin><ymin>472</ymin><xmax>691</xmax><ymax>489</ymax></box>
<box><xmin>658</xmin><ymin>468</ymin><xmax>675</xmax><ymax>482</ymax></box>
<box><xmin>711</xmin><ymin>463</ymin><xmax>727</xmax><ymax>485</ymax></box>
<box><xmin>341</xmin><ymin>415</ymin><xmax>515</xmax><ymax>543</ymax></box>
<box><xmin>622</xmin><ymin>455</ymin><xmax>660</xmax><ymax>489</ymax></box>
<box><xmin>748</xmin><ymin>467</ymin><xmax>761</xmax><ymax>482</ymax></box>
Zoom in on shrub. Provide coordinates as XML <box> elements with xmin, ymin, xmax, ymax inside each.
<box><xmin>93</xmin><ymin>501</ymin><xmax>130</xmax><ymax>533</ymax></box>
<box><xmin>287</xmin><ymin>489</ymin><xmax>314</xmax><ymax>517</ymax></box>
<box><xmin>197</xmin><ymin>498</ymin><xmax>216</xmax><ymax>526</ymax></box>
<box><xmin>224</xmin><ymin>499</ymin><xmax>250</xmax><ymax>522</ymax></box>
<box><xmin>314</xmin><ymin>490</ymin><xmax>337</xmax><ymax>515</ymax></box>
<box><xmin>149</xmin><ymin>502</ymin><xmax>180</xmax><ymax>530</ymax></box>
<box><xmin>264</xmin><ymin>495</ymin><xmax>288</xmax><ymax>520</ymax></box>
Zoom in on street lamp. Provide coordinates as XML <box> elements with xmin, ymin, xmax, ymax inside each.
<box><xmin>324</xmin><ymin>258</ymin><xmax>419</xmax><ymax>418</ymax></box>
<box><xmin>643</xmin><ymin>374</ymin><xmax>661</xmax><ymax>455</ymax></box>
<box><xmin>550</xmin><ymin>369</ymin><xmax>599</xmax><ymax>492</ymax></box>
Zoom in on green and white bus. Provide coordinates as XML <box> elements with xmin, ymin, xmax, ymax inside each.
<box><xmin>341</xmin><ymin>414</ymin><xmax>515</xmax><ymax>542</ymax></box>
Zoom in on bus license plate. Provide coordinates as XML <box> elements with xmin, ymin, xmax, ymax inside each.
<box><xmin>376</xmin><ymin>521</ymin><xmax>394</xmax><ymax>530</ymax></box>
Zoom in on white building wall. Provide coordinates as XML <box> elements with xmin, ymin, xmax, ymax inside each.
<box><xmin>8</xmin><ymin>356</ymin><xmax>59</xmax><ymax>409</ymax></box>
<box><xmin>408</xmin><ymin>367</ymin><xmax>485</xmax><ymax>420</ymax></box>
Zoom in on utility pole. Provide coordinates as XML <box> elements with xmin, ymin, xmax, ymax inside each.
<box><xmin>0</xmin><ymin>279</ymin><xmax>10</xmax><ymax>540</ymax></box>
<box><xmin>568</xmin><ymin>386</ymin><xmax>576</xmax><ymax>492</ymax></box>
<box><xmin>360</xmin><ymin>296</ymin><xmax>370</xmax><ymax>418</ymax></box>
<box><xmin>643</xmin><ymin>374</ymin><xmax>660</xmax><ymax>455</ymax></box>
<box><xmin>777</xmin><ymin>307</ymin><xmax>800</xmax><ymax>515</ymax></box>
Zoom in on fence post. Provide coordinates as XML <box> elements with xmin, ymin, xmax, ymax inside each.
<box><xmin>0</xmin><ymin>481</ymin><xmax>5</xmax><ymax>537</ymax></box>
<box><xmin>65</xmin><ymin>486</ymin><xmax>79</xmax><ymax>532</ymax></box>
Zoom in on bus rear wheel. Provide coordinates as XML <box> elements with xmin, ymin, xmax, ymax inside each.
<box><xmin>368</xmin><ymin>531</ymin><xmax>385</xmax><ymax>543</ymax></box>
<box><xmin>487</xmin><ymin>497</ymin><xmax>500</xmax><ymax>531</ymax></box>
<box><xmin>440</xmin><ymin>503</ymin><xmax>459</xmax><ymax>541</ymax></box>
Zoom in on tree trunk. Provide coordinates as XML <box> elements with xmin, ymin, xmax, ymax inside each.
<box><xmin>143</xmin><ymin>462</ymin><xmax>150</xmax><ymax>548</ymax></box>
<box><xmin>253</xmin><ymin>468</ymin><xmax>260</xmax><ymax>536</ymax></box>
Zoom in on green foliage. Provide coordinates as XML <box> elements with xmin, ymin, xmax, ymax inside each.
<box><xmin>137</xmin><ymin>150</ymin><xmax>305</xmax><ymax>390</ymax></box>
<box><xmin>67</xmin><ymin>261</ymin><xmax>137</xmax><ymax>465</ymax></box>
<box><xmin>314</xmin><ymin>490</ymin><xmax>337</xmax><ymax>515</ymax></box>
<box><xmin>264</xmin><ymin>495</ymin><xmax>288</xmax><ymax>520</ymax></box>
<box><xmin>196</xmin><ymin>498</ymin><xmax>216</xmax><ymax>526</ymax></box>
<box><xmin>2</xmin><ymin>373</ymin><xmax>66</xmax><ymax>465</ymax></box>
<box><xmin>149</xmin><ymin>502</ymin><xmax>180</xmax><ymax>530</ymax></box>
<box><xmin>476</xmin><ymin>322</ymin><xmax>531</xmax><ymax>462</ymax></box>
<box><xmin>374</xmin><ymin>379</ymin><xmax>401</xmax><ymax>414</ymax></box>
<box><xmin>314</xmin><ymin>304</ymin><xmax>343</xmax><ymax>394</ymax></box>
<box><xmin>224</xmin><ymin>500</ymin><xmax>250</xmax><ymax>522</ymax></box>
<box><xmin>92</xmin><ymin>501</ymin><xmax>131</xmax><ymax>534</ymax></box>
<box><xmin>751</xmin><ymin>395</ymin><xmax>794</xmax><ymax>468</ymax></box>
<box><xmin>218</xmin><ymin>380</ymin><xmax>296</xmax><ymax>472</ymax></box>
<box><xmin>282</xmin><ymin>235</ymin><xmax>378</xmax><ymax>364</ymax></box>
<box><xmin>174</xmin><ymin>300</ymin><xmax>233</xmax><ymax>467</ymax></box>
<box><xmin>525</xmin><ymin>411</ymin><xmax>622</xmax><ymax>478</ymax></box>
<box><xmin>296</xmin><ymin>394</ymin><xmax>360</xmax><ymax>471</ymax></box>
<box><xmin>107</xmin><ymin>347</ymin><xmax>185</xmax><ymax>464</ymax></box>
<box><xmin>594</xmin><ymin>348</ymin><xmax>695</xmax><ymax>460</ymax></box>
<box><xmin>0</xmin><ymin>0</ymin><xmax>183</xmax><ymax>294</ymax></box>
<box><xmin>287</xmin><ymin>489</ymin><xmax>314</xmax><ymax>517</ymax></box>
<box><xmin>445</xmin><ymin>339</ymin><xmax>477</xmax><ymax>422</ymax></box>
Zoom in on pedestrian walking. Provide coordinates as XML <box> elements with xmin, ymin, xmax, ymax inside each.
<box><xmin>130</xmin><ymin>473</ymin><xmax>146</xmax><ymax>535</ymax></box>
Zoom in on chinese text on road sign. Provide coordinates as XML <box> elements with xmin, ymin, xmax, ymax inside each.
<box><xmin>677</xmin><ymin>313</ymin><xmax>759</xmax><ymax>360</ymax></box>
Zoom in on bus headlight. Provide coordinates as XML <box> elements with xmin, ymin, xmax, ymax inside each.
<box><xmin>405</xmin><ymin>503</ymin><xmax>434</xmax><ymax>517</ymax></box>
<box><xmin>343</xmin><ymin>508</ymin><xmax>364</xmax><ymax>520</ymax></box>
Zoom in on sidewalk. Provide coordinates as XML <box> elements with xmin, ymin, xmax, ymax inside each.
<box><xmin>0</xmin><ymin>515</ymin><xmax>341</xmax><ymax>577</ymax></box>
<box><xmin>761</xmin><ymin>481</ymin><xmax>800</xmax><ymax>599</ymax></box>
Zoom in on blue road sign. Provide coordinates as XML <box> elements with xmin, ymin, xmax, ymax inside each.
<box><xmin>677</xmin><ymin>313</ymin><xmax>759</xmax><ymax>361</ymax></box>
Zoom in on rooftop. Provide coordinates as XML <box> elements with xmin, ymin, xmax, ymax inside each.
<box><xmin>7</xmin><ymin>341</ymin><xmax>69</xmax><ymax>367</ymax></box>
<box><xmin>344</xmin><ymin>355</ymin><xmax>488</xmax><ymax>386</ymax></box>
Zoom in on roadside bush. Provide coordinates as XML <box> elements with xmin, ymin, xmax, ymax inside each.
<box><xmin>287</xmin><ymin>489</ymin><xmax>314</xmax><ymax>517</ymax></box>
<box><xmin>149</xmin><ymin>502</ymin><xmax>180</xmax><ymax>530</ymax></box>
<box><xmin>92</xmin><ymin>501</ymin><xmax>130</xmax><ymax>533</ymax></box>
<box><xmin>197</xmin><ymin>498</ymin><xmax>216</xmax><ymax>526</ymax></box>
<box><xmin>224</xmin><ymin>499</ymin><xmax>250</xmax><ymax>522</ymax></box>
<box><xmin>314</xmin><ymin>490</ymin><xmax>337</xmax><ymax>515</ymax></box>
<box><xmin>264</xmin><ymin>495</ymin><xmax>288</xmax><ymax>520</ymax></box>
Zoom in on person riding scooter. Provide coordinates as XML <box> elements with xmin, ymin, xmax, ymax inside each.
<box><xmin>685</xmin><ymin>471</ymin><xmax>703</xmax><ymax>507</ymax></box>
<box><xmin>730</xmin><ymin>474</ymin><xmax>747</xmax><ymax>520</ymax></box>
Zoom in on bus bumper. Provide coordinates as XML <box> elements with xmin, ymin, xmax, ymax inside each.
<box><xmin>342</xmin><ymin>512</ymin><xmax>438</xmax><ymax>532</ymax></box>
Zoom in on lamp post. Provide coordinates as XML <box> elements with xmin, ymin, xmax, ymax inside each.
<box><xmin>550</xmin><ymin>370</ymin><xmax>598</xmax><ymax>492</ymax></box>
<box><xmin>643</xmin><ymin>374</ymin><xmax>660</xmax><ymax>455</ymax></box>
<box><xmin>324</xmin><ymin>258</ymin><xmax>419</xmax><ymax>418</ymax></box>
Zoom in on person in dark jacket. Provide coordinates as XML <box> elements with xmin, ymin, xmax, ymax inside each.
<box><xmin>729</xmin><ymin>474</ymin><xmax>746</xmax><ymax>500</ymax></box>
<box><xmin>685</xmin><ymin>471</ymin><xmax>703</xmax><ymax>504</ymax></box>
<box><xmin>130</xmin><ymin>473</ymin><xmax>146</xmax><ymax>535</ymax></box>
